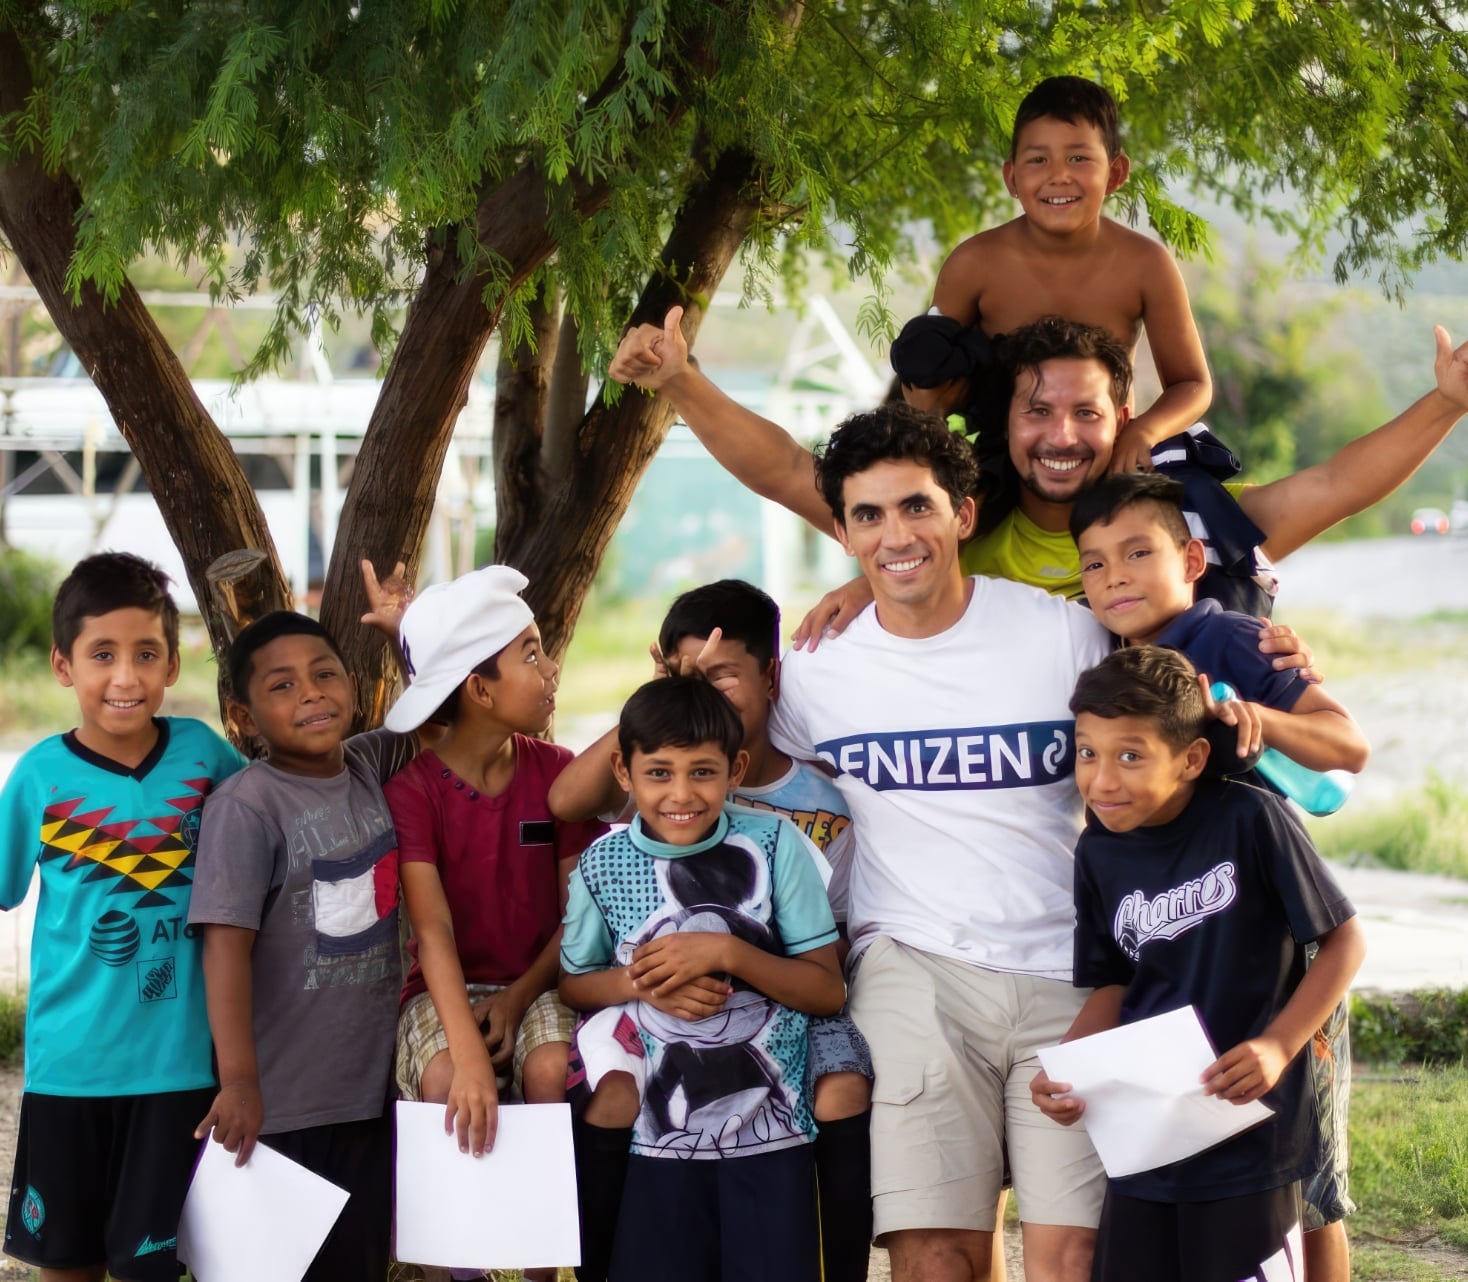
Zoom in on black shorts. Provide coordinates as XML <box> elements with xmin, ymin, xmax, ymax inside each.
<box><xmin>260</xmin><ymin>1111</ymin><xmax>393</xmax><ymax>1282</ymax></box>
<box><xmin>1093</xmin><ymin>1181</ymin><xmax>1304</xmax><ymax>1282</ymax></box>
<box><xmin>5</xmin><ymin>1087</ymin><xmax>214</xmax><ymax>1281</ymax></box>
<box><xmin>610</xmin><ymin>1145</ymin><xmax>819</xmax><ymax>1282</ymax></box>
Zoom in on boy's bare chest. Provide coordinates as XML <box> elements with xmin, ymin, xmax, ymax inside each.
<box><xmin>982</xmin><ymin>252</ymin><xmax>1143</xmax><ymax>349</ymax></box>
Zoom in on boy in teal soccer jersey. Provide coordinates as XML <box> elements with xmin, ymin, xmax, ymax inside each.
<box><xmin>0</xmin><ymin>553</ymin><xmax>244</xmax><ymax>1282</ymax></box>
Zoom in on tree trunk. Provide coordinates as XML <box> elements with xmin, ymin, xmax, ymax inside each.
<box><xmin>320</xmin><ymin>162</ymin><xmax>615</xmax><ymax>730</ymax></box>
<box><xmin>493</xmin><ymin>283</ymin><xmax>562</xmax><ymax>529</ymax></box>
<box><xmin>495</xmin><ymin>148</ymin><xmax>764</xmax><ymax>662</ymax></box>
<box><xmin>0</xmin><ymin>24</ymin><xmax>291</xmax><ymax>690</ymax></box>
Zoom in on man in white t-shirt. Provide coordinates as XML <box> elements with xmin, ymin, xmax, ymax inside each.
<box><xmin>758</xmin><ymin>401</ymin><xmax>1111</xmax><ymax>1282</ymax></box>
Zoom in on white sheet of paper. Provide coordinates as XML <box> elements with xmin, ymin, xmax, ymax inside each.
<box><xmin>177</xmin><ymin>1134</ymin><xmax>350</xmax><ymax>1282</ymax></box>
<box><xmin>1037</xmin><ymin>1005</ymin><xmax>1274</xmax><ymax>1178</ymax></box>
<box><xmin>394</xmin><ymin>1100</ymin><xmax>580</xmax><ymax>1269</ymax></box>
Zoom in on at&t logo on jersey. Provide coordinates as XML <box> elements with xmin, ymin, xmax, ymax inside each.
<box><xmin>815</xmin><ymin>721</ymin><xmax>1075</xmax><ymax>792</ymax></box>
<box><xmin>1114</xmin><ymin>861</ymin><xmax>1239</xmax><ymax>961</ymax></box>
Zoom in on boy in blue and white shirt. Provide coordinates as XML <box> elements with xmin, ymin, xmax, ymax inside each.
<box><xmin>560</xmin><ymin>676</ymin><xmax>843</xmax><ymax>1282</ymax></box>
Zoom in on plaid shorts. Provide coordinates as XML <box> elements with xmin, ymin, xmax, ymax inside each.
<box><xmin>394</xmin><ymin>986</ymin><xmax>575</xmax><ymax>1101</ymax></box>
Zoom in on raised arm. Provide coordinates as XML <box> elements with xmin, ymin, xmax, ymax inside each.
<box><xmin>609</xmin><ymin>306</ymin><xmax>833</xmax><ymax>533</ymax></box>
<box><xmin>548</xmin><ymin>725</ymin><xmax>628</xmax><ymax>824</ymax></box>
<box><xmin>1241</xmin><ymin>326</ymin><xmax>1468</xmax><ymax>561</ymax></box>
<box><xmin>1113</xmin><ymin>243</ymin><xmax>1213</xmax><ymax>472</ymax></box>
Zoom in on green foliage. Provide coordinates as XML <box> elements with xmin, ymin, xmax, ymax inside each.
<box><xmin>4</xmin><ymin>1</ymin><xmax>1467</xmax><ymax>375</ymax></box>
<box><xmin>1352</xmin><ymin>990</ymin><xmax>1468</xmax><ymax>1066</ymax></box>
<box><xmin>0</xmin><ymin>548</ymin><xmax>57</xmax><ymax>659</ymax></box>
<box><xmin>0</xmin><ymin>990</ymin><xmax>21</xmax><ymax>1065</ymax></box>
<box><xmin>1313</xmin><ymin>774</ymin><xmax>1468</xmax><ymax>881</ymax></box>
<box><xmin>1190</xmin><ymin>253</ymin><xmax>1394</xmax><ymax>485</ymax></box>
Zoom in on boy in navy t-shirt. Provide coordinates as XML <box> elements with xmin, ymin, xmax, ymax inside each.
<box><xmin>1030</xmin><ymin>646</ymin><xmax>1365</xmax><ymax>1282</ymax></box>
<box><xmin>1069</xmin><ymin>472</ymin><xmax>1369</xmax><ymax>1276</ymax></box>
<box><xmin>1069</xmin><ymin>472</ymin><xmax>1369</xmax><ymax>777</ymax></box>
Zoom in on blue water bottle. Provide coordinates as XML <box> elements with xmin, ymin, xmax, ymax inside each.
<box><xmin>1209</xmin><ymin>682</ymin><xmax>1353</xmax><ymax>817</ymax></box>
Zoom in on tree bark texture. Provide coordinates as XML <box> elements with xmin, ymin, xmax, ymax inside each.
<box><xmin>0</xmin><ymin>25</ymin><xmax>292</xmax><ymax>693</ymax></box>
<box><xmin>322</xmin><ymin>162</ymin><xmax>615</xmax><ymax>730</ymax></box>
<box><xmin>494</xmin><ymin>147</ymin><xmax>764</xmax><ymax>662</ymax></box>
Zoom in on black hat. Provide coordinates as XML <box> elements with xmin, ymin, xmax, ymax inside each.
<box><xmin>890</xmin><ymin>313</ymin><xmax>994</xmax><ymax>389</ymax></box>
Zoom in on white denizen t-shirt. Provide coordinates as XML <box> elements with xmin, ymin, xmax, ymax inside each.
<box><xmin>768</xmin><ymin>576</ymin><xmax>1111</xmax><ymax>978</ymax></box>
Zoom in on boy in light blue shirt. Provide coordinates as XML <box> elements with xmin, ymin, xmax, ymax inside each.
<box><xmin>560</xmin><ymin>676</ymin><xmax>844</xmax><ymax>1282</ymax></box>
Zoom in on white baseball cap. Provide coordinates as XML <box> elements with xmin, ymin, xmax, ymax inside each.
<box><xmin>384</xmin><ymin>565</ymin><xmax>535</xmax><ymax>732</ymax></box>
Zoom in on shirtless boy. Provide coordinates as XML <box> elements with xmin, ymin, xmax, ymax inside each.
<box><xmin>913</xmin><ymin>76</ymin><xmax>1211</xmax><ymax>472</ymax></box>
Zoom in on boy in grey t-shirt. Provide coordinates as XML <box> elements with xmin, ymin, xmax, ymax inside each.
<box><xmin>190</xmin><ymin>612</ymin><xmax>417</xmax><ymax>1282</ymax></box>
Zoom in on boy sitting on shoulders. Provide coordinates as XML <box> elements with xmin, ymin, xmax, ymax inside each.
<box><xmin>560</xmin><ymin>676</ymin><xmax>845</xmax><ymax>1282</ymax></box>
<box><xmin>1</xmin><ymin>553</ymin><xmax>244</xmax><ymax>1282</ymax></box>
<box><xmin>913</xmin><ymin>75</ymin><xmax>1211</xmax><ymax>472</ymax></box>
<box><xmin>189</xmin><ymin>611</ymin><xmax>419</xmax><ymax>1282</ymax></box>
<box><xmin>1031</xmin><ymin>646</ymin><xmax>1365</xmax><ymax>1282</ymax></box>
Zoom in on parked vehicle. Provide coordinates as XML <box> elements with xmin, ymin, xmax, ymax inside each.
<box><xmin>1410</xmin><ymin>506</ymin><xmax>1451</xmax><ymax>535</ymax></box>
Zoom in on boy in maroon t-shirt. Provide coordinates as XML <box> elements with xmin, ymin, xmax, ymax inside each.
<box><xmin>382</xmin><ymin>565</ymin><xmax>604</xmax><ymax>1279</ymax></box>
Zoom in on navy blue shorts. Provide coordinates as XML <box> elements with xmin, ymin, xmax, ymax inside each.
<box><xmin>611</xmin><ymin>1144</ymin><xmax>819</xmax><ymax>1282</ymax></box>
<box><xmin>1093</xmin><ymin>1182</ymin><xmax>1303</xmax><ymax>1282</ymax></box>
<box><xmin>260</xmin><ymin>1111</ymin><xmax>393</xmax><ymax>1282</ymax></box>
<box><xmin>5</xmin><ymin>1087</ymin><xmax>213</xmax><ymax>1281</ymax></box>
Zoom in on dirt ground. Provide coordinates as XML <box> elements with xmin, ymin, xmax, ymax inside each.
<box><xmin>0</xmin><ymin>1064</ymin><xmax>29</xmax><ymax>1280</ymax></box>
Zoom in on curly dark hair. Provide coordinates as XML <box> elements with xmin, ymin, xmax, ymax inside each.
<box><xmin>813</xmin><ymin>402</ymin><xmax>979</xmax><ymax>523</ymax></box>
<box><xmin>998</xmin><ymin>316</ymin><xmax>1133</xmax><ymax>412</ymax></box>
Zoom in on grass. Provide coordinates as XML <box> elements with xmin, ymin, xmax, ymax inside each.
<box><xmin>1352</xmin><ymin>990</ymin><xmax>1468</xmax><ymax>1066</ymax></box>
<box><xmin>1311</xmin><ymin>774</ymin><xmax>1468</xmax><ymax>881</ymax></box>
<box><xmin>0</xmin><ymin>991</ymin><xmax>22</xmax><ymax>1065</ymax></box>
<box><xmin>554</xmin><ymin>595</ymin><xmax>669</xmax><ymax>723</ymax></box>
<box><xmin>1350</xmin><ymin>1066</ymin><xmax>1468</xmax><ymax>1277</ymax></box>
<box><xmin>1270</xmin><ymin>606</ymin><xmax>1468</xmax><ymax>682</ymax></box>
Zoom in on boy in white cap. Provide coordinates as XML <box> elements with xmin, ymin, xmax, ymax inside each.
<box><xmin>382</xmin><ymin>568</ymin><xmax>605</xmax><ymax>1244</ymax></box>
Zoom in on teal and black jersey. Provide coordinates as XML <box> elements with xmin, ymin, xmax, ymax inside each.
<box><xmin>0</xmin><ymin>718</ymin><xmax>244</xmax><ymax>1096</ymax></box>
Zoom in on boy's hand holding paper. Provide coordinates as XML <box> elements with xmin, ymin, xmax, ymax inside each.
<box><xmin>1035</xmin><ymin>1005</ymin><xmax>1274</xmax><ymax>1179</ymax></box>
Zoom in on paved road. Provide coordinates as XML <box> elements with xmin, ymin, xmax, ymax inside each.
<box><xmin>1275</xmin><ymin>532</ymin><xmax>1468</xmax><ymax>617</ymax></box>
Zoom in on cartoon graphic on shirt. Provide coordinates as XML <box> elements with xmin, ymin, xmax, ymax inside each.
<box><xmin>626</xmin><ymin>837</ymin><xmax>798</xmax><ymax>1156</ymax></box>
